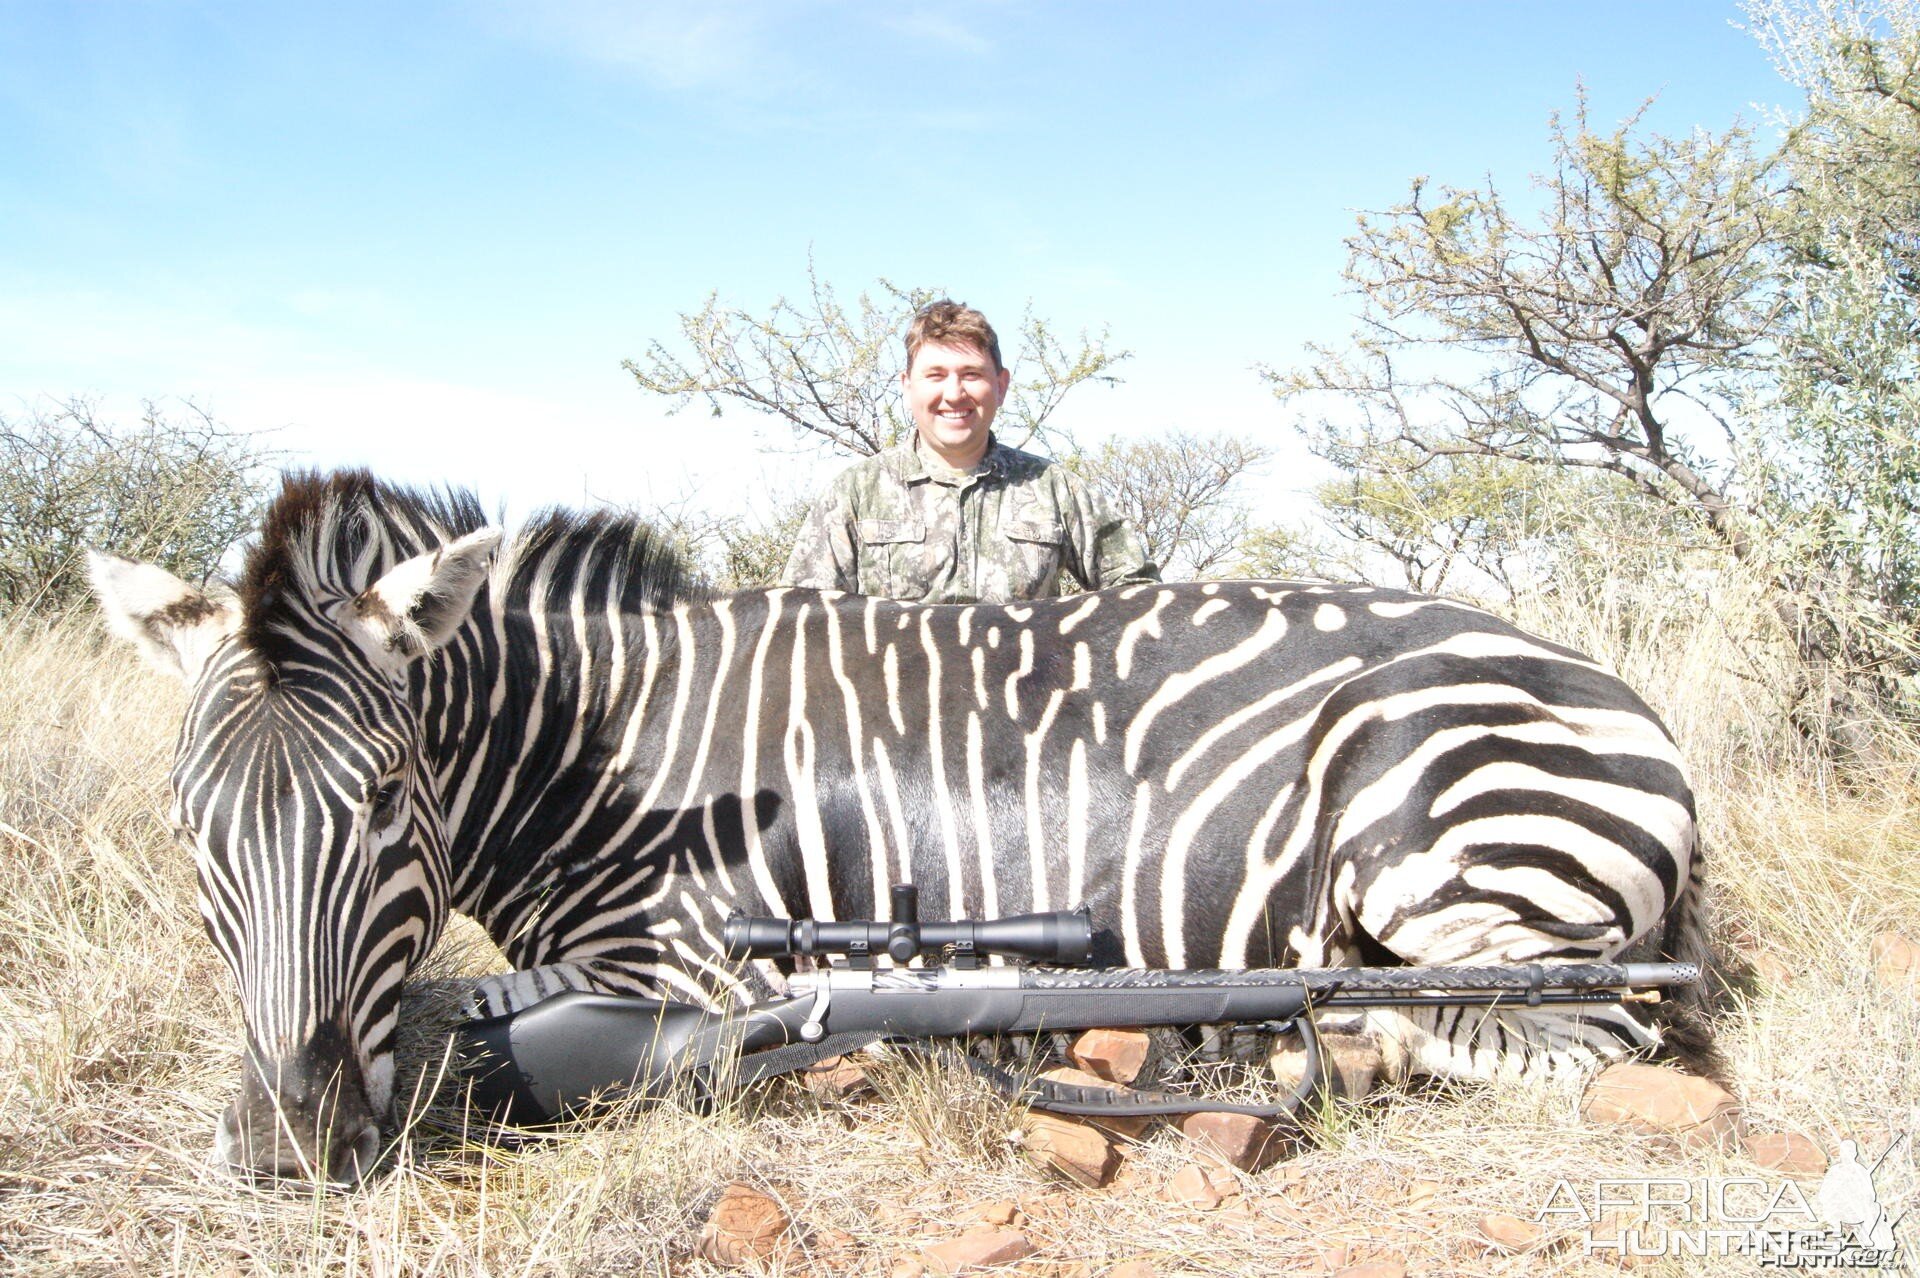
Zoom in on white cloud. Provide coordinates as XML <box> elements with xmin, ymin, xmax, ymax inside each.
<box><xmin>467</xmin><ymin>0</ymin><xmax>812</xmax><ymax>96</ymax></box>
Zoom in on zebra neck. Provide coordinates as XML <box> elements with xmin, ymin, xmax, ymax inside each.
<box><xmin>421</xmin><ymin>596</ymin><xmax>710</xmax><ymax>955</ymax></box>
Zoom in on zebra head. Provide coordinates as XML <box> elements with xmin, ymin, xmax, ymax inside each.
<box><xmin>89</xmin><ymin>482</ymin><xmax>498</xmax><ymax>1183</ymax></box>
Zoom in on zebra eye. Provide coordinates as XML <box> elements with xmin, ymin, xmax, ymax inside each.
<box><xmin>369</xmin><ymin>779</ymin><xmax>406</xmax><ymax>831</ymax></box>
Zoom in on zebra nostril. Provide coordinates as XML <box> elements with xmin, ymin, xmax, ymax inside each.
<box><xmin>327</xmin><ymin>1122</ymin><xmax>384</xmax><ymax>1185</ymax></box>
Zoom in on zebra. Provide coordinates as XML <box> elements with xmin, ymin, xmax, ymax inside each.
<box><xmin>89</xmin><ymin>470</ymin><xmax>1707</xmax><ymax>1182</ymax></box>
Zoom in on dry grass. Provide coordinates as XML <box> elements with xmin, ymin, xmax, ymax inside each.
<box><xmin>2</xmin><ymin>577</ymin><xmax>1917</xmax><ymax>1277</ymax></box>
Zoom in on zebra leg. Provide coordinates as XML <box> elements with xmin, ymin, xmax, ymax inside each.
<box><xmin>1340</xmin><ymin>873</ymin><xmax>1684</xmax><ymax>1083</ymax></box>
<box><xmin>461</xmin><ymin>947</ymin><xmax>764</xmax><ymax>1020</ymax></box>
<box><xmin>1358</xmin><ymin>998</ymin><xmax>1658</xmax><ymax>1084</ymax></box>
<box><xmin>462</xmin><ymin>962</ymin><xmax>619</xmax><ymax>1020</ymax></box>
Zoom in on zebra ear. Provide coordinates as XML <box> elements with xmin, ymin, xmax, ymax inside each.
<box><xmin>88</xmin><ymin>550</ymin><xmax>239</xmax><ymax>683</ymax></box>
<box><xmin>337</xmin><ymin>529</ymin><xmax>502</xmax><ymax>668</ymax></box>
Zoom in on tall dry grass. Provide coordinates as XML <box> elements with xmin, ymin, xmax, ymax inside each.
<box><xmin>0</xmin><ymin>569</ymin><xmax>1916</xmax><ymax>1277</ymax></box>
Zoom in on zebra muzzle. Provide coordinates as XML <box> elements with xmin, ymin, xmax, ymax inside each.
<box><xmin>219</xmin><ymin>1026</ymin><xmax>385</xmax><ymax>1184</ymax></box>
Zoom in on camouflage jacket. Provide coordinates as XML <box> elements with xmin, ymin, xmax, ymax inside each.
<box><xmin>779</xmin><ymin>435</ymin><xmax>1159</xmax><ymax>603</ymax></box>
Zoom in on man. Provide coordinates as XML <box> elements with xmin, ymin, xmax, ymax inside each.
<box><xmin>780</xmin><ymin>300</ymin><xmax>1158</xmax><ymax>603</ymax></box>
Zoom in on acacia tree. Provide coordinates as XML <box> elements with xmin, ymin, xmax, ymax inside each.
<box><xmin>1314</xmin><ymin>452</ymin><xmax>1715</xmax><ymax>604</ymax></box>
<box><xmin>1313</xmin><ymin>452</ymin><xmax>1546</xmax><ymax>598</ymax></box>
<box><xmin>1746</xmin><ymin>0</ymin><xmax>1920</xmax><ymax>733</ymax></box>
<box><xmin>625</xmin><ymin>263</ymin><xmax>1128</xmax><ymax>459</ymax></box>
<box><xmin>0</xmin><ymin>399</ymin><xmax>270</xmax><ymax>615</ymax></box>
<box><xmin>1266</xmin><ymin>83</ymin><xmax>1918</xmax><ymax>762</ymax></box>
<box><xmin>1065</xmin><ymin>432</ymin><xmax>1271</xmax><ymax>580</ymax></box>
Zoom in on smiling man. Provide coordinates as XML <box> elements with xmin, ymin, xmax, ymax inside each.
<box><xmin>779</xmin><ymin>300</ymin><xmax>1158</xmax><ymax>603</ymax></box>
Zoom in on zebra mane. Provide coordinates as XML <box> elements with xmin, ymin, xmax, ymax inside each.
<box><xmin>237</xmin><ymin>470</ymin><xmax>702</xmax><ymax>671</ymax></box>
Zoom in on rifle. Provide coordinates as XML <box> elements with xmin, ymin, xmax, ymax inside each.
<box><xmin>457</xmin><ymin>885</ymin><xmax>1699</xmax><ymax>1128</ymax></box>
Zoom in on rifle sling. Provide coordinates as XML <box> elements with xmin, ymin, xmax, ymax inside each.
<box><xmin>726</xmin><ymin>1030</ymin><xmax>887</xmax><ymax>1089</ymax></box>
<box><xmin>932</xmin><ymin>1040</ymin><xmax>1320</xmax><ymax>1121</ymax></box>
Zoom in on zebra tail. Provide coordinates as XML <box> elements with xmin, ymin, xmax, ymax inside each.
<box><xmin>1644</xmin><ymin>843</ymin><xmax>1733</xmax><ymax>1084</ymax></box>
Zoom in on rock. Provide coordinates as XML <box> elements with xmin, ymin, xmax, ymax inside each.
<box><xmin>1267</xmin><ymin>1029</ymin><xmax>1382</xmax><ymax>1098</ymax></box>
<box><xmin>813</xmin><ymin>1226</ymin><xmax>858</xmax><ymax>1254</ymax></box>
<box><xmin>1037</xmin><ymin>1066</ymin><xmax>1150</xmax><ymax>1138</ymax></box>
<box><xmin>1745</xmin><ymin>1131</ymin><xmax>1828</xmax><ymax>1175</ymax></box>
<box><xmin>1333</xmin><ymin>1264</ymin><xmax>1407</xmax><ymax>1278</ymax></box>
<box><xmin>802</xmin><ymin>1053</ymin><xmax>873</xmax><ymax>1099</ymax></box>
<box><xmin>920</xmin><ymin>1230</ymin><xmax>1036</xmax><ymax>1274</ymax></box>
<box><xmin>1070</xmin><ymin>1028</ymin><xmax>1152</xmax><ymax>1084</ymax></box>
<box><xmin>974</xmin><ymin>1200</ymin><xmax>1021</xmax><ymax>1227</ymax></box>
<box><xmin>697</xmin><ymin>1183</ymin><xmax>790</xmax><ymax>1266</ymax></box>
<box><xmin>890</xmin><ymin>1260</ymin><xmax>927</xmax><ymax>1278</ymax></box>
<box><xmin>1403</xmin><ymin>1179</ymin><xmax>1440</xmax><ymax>1209</ymax></box>
<box><xmin>1166</xmin><ymin>1163</ymin><xmax>1231</xmax><ymax>1210</ymax></box>
<box><xmin>1752</xmin><ymin>952</ymin><xmax>1792</xmax><ymax>990</ymax></box>
<box><xmin>1478</xmin><ymin>1213</ymin><xmax>1544</xmax><ymax>1253</ymax></box>
<box><xmin>1177</xmin><ymin>1110</ymin><xmax>1289</xmax><ymax>1172</ymax></box>
<box><xmin>1582</xmin><ymin>1063</ymin><xmax>1742</xmax><ymax>1150</ymax></box>
<box><xmin>1104</xmin><ymin>1263</ymin><xmax>1157</xmax><ymax>1278</ymax></box>
<box><xmin>1588</xmin><ymin>1213</ymin><xmax>1647</xmax><ymax>1269</ymax></box>
<box><xmin>1022</xmin><ymin>1113</ymin><xmax>1121</xmax><ymax>1187</ymax></box>
<box><xmin>1873</xmin><ymin>932</ymin><xmax>1919</xmax><ymax>989</ymax></box>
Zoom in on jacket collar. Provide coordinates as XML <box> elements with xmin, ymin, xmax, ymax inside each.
<box><xmin>892</xmin><ymin>432</ymin><xmax>1007</xmax><ymax>485</ymax></box>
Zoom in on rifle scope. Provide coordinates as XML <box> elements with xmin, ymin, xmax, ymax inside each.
<box><xmin>723</xmin><ymin>884</ymin><xmax>1093</xmax><ymax>966</ymax></box>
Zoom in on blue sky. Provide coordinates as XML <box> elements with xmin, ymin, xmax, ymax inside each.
<box><xmin>1</xmin><ymin>1</ymin><xmax>1792</xmax><ymax>529</ymax></box>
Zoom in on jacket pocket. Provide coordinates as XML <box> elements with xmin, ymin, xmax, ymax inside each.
<box><xmin>856</xmin><ymin>519</ymin><xmax>926</xmax><ymax>598</ymax></box>
<box><xmin>857</xmin><ymin>518</ymin><xmax>926</xmax><ymax>544</ymax></box>
<box><xmin>1000</xmin><ymin>517</ymin><xmax>1065</xmax><ymax>599</ymax></box>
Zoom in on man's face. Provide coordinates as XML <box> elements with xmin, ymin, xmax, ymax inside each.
<box><xmin>903</xmin><ymin>340</ymin><xmax>1011</xmax><ymax>468</ymax></box>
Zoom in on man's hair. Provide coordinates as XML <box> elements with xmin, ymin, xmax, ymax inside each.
<box><xmin>905</xmin><ymin>300</ymin><xmax>1003</xmax><ymax>373</ymax></box>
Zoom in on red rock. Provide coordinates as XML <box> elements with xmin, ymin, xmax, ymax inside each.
<box><xmin>1589</xmin><ymin>1213</ymin><xmax>1648</xmax><ymax>1268</ymax></box>
<box><xmin>1752</xmin><ymin>953</ymin><xmax>1792</xmax><ymax>989</ymax></box>
<box><xmin>1070</xmin><ymin>1028</ymin><xmax>1152</xmax><ymax>1084</ymax></box>
<box><xmin>1022</xmin><ymin>1114</ymin><xmax>1120</xmax><ymax>1187</ymax></box>
<box><xmin>697</xmin><ymin>1183</ymin><xmax>790</xmax><ymax>1266</ymax></box>
<box><xmin>1582</xmin><ymin>1063</ymin><xmax>1742</xmax><ymax>1149</ymax></box>
<box><xmin>1873</xmin><ymin>932</ymin><xmax>1919</xmax><ymax>989</ymax></box>
<box><xmin>974</xmin><ymin>1200</ymin><xmax>1020</xmax><ymax>1227</ymax></box>
<box><xmin>802</xmin><ymin>1053</ymin><xmax>873</xmax><ymax>1099</ymax></box>
<box><xmin>1745</xmin><ymin>1131</ymin><xmax>1828</xmax><ymax>1175</ymax></box>
<box><xmin>1404</xmin><ymin>1179</ymin><xmax>1440</xmax><ymax>1209</ymax></box>
<box><xmin>920</xmin><ymin>1230</ymin><xmax>1035</xmax><ymax>1274</ymax></box>
<box><xmin>813</xmin><ymin>1226</ymin><xmax>857</xmax><ymax>1254</ymax></box>
<box><xmin>1478</xmin><ymin>1213</ymin><xmax>1544</xmax><ymax>1252</ymax></box>
<box><xmin>1267</xmin><ymin>1029</ymin><xmax>1382</xmax><ymax>1098</ymax></box>
<box><xmin>1333</xmin><ymin>1264</ymin><xmax>1407</xmax><ymax>1278</ymax></box>
<box><xmin>1166</xmin><ymin>1163</ymin><xmax>1230</xmax><ymax>1210</ymax></box>
<box><xmin>1177</xmin><ymin>1110</ymin><xmax>1289</xmax><ymax>1171</ymax></box>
